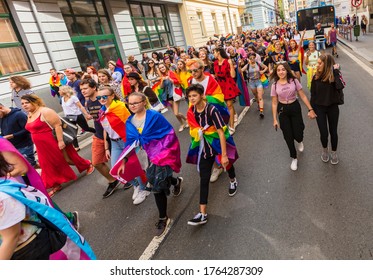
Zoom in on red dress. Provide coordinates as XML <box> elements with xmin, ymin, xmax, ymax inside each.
<box><xmin>26</xmin><ymin>115</ymin><xmax>91</xmax><ymax>189</ymax></box>
<box><xmin>214</xmin><ymin>59</ymin><xmax>240</xmax><ymax>100</ymax></box>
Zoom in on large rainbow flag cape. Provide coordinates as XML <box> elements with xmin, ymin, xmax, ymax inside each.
<box><xmin>187</xmin><ymin>72</ymin><xmax>230</xmax><ymax>124</ymax></box>
<box><xmin>186</xmin><ymin>104</ymin><xmax>238</xmax><ymax>170</ymax></box>
<box><xmin>111</xmin><ymin>109</ymin><xmax>181</xmax><ymax>177</ymax></box>
<box><xmin>260</xmin><ymin>73</ymin><xmax>269</xmax><ymax>88</ymax></box>
<box><xmin>99</xmin><ymin>99</ymin><xmax>131</xmax><ymax>141</ymax></box>
<box><xmin>0</xmin><ymin>179</ymin><xmax>96</xmax><ymax>260</ymax></box>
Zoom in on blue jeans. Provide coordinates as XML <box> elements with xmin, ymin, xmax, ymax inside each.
<box><xmin>316</xmin><ymin>40</ymin><xmax>326</xmax><ymax>51</ymax></box>
<box><xmin>161</xmin><ymin>79</ymin><xmax>174</xmax><ymax>102</ymax></box>
<box><xmin>18</xmin><ymin>145</ymin><xmax>36</xmax><ymax>166</ymax></box>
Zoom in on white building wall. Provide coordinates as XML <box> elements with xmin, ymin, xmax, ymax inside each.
<box><xmin>0</xmin><ymin>0</ymin><xmax>186</xmax><ymax>106</ymax></box>
<box><xmin>244</xmin><ymin>0</ymin><xmax>276</xmax><ymax>30</ymax></box>
<box><xmin>182</xmin><ymin>0</ymin><xmax>241</xmax><ymax>47</ymax></box>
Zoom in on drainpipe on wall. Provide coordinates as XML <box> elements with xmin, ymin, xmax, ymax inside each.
<box><xmin>29</xmin><ymin>0</ymin><xmax>58</xmax><ymax>70</ymax></box>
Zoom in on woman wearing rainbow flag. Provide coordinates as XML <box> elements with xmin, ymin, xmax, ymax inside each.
<box><xmin>113</xmin><ymin>92</ymin><xmax>182</xmax><ymax>238</ymax></box>
<box><xmin>186</xmin><ymin>84</ymin><xmax>238</xmax><ymax>226</ymax></box>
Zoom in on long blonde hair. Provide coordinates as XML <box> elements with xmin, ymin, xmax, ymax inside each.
<box><xmin>316</xmin><ymin>54</ymin><xmax>335</xmax><ymax>83</ymax></box>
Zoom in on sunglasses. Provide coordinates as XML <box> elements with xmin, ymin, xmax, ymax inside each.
<box><xmin>96</xmin><ymin>95</ymin><xmax>110</xmax><ymax>101</ymax></box>
<box><xmin>188</xmin><ymin>67</ymin><xmax>202</xmax><ymax>73</ymax></box>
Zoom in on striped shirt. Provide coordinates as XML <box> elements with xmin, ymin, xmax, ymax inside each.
<box><xmin>193</xmin><ymin>103</ymin><xmax>225</xmax><ymax>159</ymax></box>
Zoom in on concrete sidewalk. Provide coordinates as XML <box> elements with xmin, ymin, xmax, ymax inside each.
<box><xmin>338</xmin><ymin>32</ymin><xmax>373</xmax><ymax>64</ymax></box>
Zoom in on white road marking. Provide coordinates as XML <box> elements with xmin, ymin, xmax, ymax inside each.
<box><xmin>339</xmin><ymin>44</ymin><xmax>373</xmax><ymax>77</ymax></box>
<box><xmin>139</xmin><ymin>219</ymin><xmax>174</xmax><ymax>260</ymax></box>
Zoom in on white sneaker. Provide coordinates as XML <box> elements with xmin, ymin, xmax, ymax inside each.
<box><xmin>133</xmin><ymin>190</ymin><xmax>150</xmax><ymax>205</ymax></box>
<box><xmin>132</xmin><ymin>185</ymin><xmax>140</xmax><ymax>200</ymax></box>
<box><xmin>160</xmin><ymin>108</ymin><xmax>168</xmax><ymax>114</ymax></box>
<box><xmin>290</xmin><ymin>158</ymin><xmax>298</xmax><ymax>171</ymax></box>
<box><xmin>178</xmin><ymin>124</ymin><xmax>185</xmax><ymax>132</ymax></box>
<box><xmin>210</xmin><ymin>167</ymin><xmax>223</xmax><ymax>183</ymax></box>
<box><xmin>297</xmin><ymin>142</ymin><xmax>304</xmax><ymax>152</ymax></box>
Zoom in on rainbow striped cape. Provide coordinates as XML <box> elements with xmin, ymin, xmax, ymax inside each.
<box><xmin>1</xmin><ymin>180</ymin><xmax>96</xmax><ymax>260</ymax></box>
<box><xmin>112</xmin><ymin>109</ymin><xmax>181</xmax><ymax>175</ymax></box>
<box><xmin>152</xmin><ymin>71</ymin><xmax>182</xmax><ymax>105</ymax></box>
<box><xmin>121</xmin><ymin>75</ymin><xmax>131</xmax><ymax>99</ymax></box>
<box><xmin>99</xmin><ymin>100</ymin><xmax>131</xmax><ymax>141</ymax></box>
<box><xmin>186</xmin><ymin>104</ymin><xmax>238</xmax><ymax>168</ymax></box>
<box><xmin>260</xmin><ymin>74</ymin><xmax>269</xmax><ymax>88</ymax></box>
<box><xmin>187</xmin><ymin>72</ymin><xmax>230</xmax><ymax>124</ymax></box>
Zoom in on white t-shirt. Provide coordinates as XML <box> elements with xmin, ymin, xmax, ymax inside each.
<box><xmin>191</xmin><ymin>76</ymin><xmax>210</xmax><ymax>94</ymax></box>
<box><xmin>62</xmin><ymin>95</ymin><xmax>82</xmax><ymax>116</ymax></box>
<box><xmin>0</xmin><ymin>192</ymin><xmax>40</xmax><ymax>246</ymax></box>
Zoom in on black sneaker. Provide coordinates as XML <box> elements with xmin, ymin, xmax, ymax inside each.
<box><xmin>259</xmin><ymin>112</ymin><xmax>264</xmax><ymax>119</ymax></box>
<box><xmin>72</xmin><ymin>211</ymin><xmax>80</xmax><ymax>231</ymax></box>
<box><xmin>188</xmin><ymin>212</ymin><xmax>208</xmax><ymax>226</ymax></box>
<box><xmin>172</xmin><ymin>177</ymin><xmax>183</xmax><ymax>197</ymax></box>
<box><xmin>229</xmin><ymin>179</ymin><xmax>237</xmax><ymax>196</ymax></box>
<box><xmin>155</xmin><ymin>217</ymin><xmax>170</xmax><ymax>238</ymax></box>
<box><xmin>102</xmin><ymin>180</ymin><xmax>120</xmax><ymax>198</ymax></box>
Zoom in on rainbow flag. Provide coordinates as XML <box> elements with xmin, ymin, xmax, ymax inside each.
<box><xmin>226</xmin><ymin>33</ymin><xmax>233</xmax><ymax>40</ymax></box>
<box><xmin>121</xmin><ymin>75</ymin><xmax>131</xmax><ymax>99</ymax></box>
<box><xmin>99</xmin><ymin>99</ymin><xmax>131</xmax><ymax>141</ymax></box>
<box><xmin>260</xmin><ymin>74</ymin><xmax>269</xmax><ymax>88</ymax></box>
<box><xmin>151</xmin><ymin>80</ymin><xmax>166</xmax><ymax>105</ymax></box>
<box><xmin>111</xmin><ymin>109</ymin><xmax>181</xmax><ymax>179</ymax></box>
<box><xmin>187</xmin><ymin>72</ymin><xmax>230</xmax><ymax>124</ymax></box>
<box><xmin>49</xmin><ymin>75</ymin><xmax>61</xmax><ymax>97</ymax></box>
<box><xmin>186</xmin><ymin>104</ymin><xmax>238</xmax><ymax>169</ymax></box>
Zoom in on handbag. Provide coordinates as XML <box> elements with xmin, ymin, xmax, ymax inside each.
<box><xmin>43</xmin><ymin>113</ymin><xmax>78</xmax><ymax>145</ymax></box>
<box><xmin>65</xmin><ymin>114</ymin><xmax>78</xmax><ymax>122</ymax></box>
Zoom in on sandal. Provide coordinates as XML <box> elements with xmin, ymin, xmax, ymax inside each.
<box><xmin>48</xmin><ymin>185</ymin><xmax>62</xmax><ymax>198</ymax></box>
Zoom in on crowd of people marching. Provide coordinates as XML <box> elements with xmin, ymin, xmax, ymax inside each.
<box><xmin>0</xmin><ymin>23</ymin><xmax>345</xmax><ymax>260</ymax></box>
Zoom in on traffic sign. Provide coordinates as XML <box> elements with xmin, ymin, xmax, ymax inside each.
<box><xmin>351</xmin><ymin>0</ymin><xmax>362</xmax><ymax>7</ymax></box>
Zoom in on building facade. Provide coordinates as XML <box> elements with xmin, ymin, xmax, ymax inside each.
<box><xmin>0</xmin><ymin>0</ymin><xmax>186</xmax><ymax>106</ymax></box>
<box><xmin>178</xmin><ymin>0</ymin><xmax>243</xmax><ymax>48</ymax></box>
<box><xmin>243</xmin><ymin>0</ymin><xmax>276</xmax><ymax>30</ymax></box>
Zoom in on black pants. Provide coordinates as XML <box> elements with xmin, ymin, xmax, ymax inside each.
<box><xmin>153</xmin><ymin>177</ymin><xmax>178</xmax><ymax>219</ymax></box>
<box><xmin>313</xmin><ymin>103</ymin><xmax>339</xmax><ymax>151</ymax></box>
<box><xmin>278</xmin><ymin>100</ymin><xmax>305</xmax><ymax>159</ymax></box>
<box><xmin>72</xmin><ymin>114</ymin><xmax>96</xmax><ymax>148</ymax></box>
<box><xmin>199</xmin><ymin>156</ymin><xmax>236</xmax><ymax>205</ymax></box>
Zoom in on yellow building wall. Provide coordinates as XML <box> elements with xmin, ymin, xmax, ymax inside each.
<box><xmin>179</xmin><ymin>0</ymin><xmax>242</xmax><ymax>47</ymax></box>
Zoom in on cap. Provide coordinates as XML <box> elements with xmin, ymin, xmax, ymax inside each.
<box><xmin>127</xmin><ymin>72</ymin><xmax>141</xmax><ymax>80</ymax></box>
<box><xmin>64</xmin><ymin>68</ymin><xmax>76</xmax><ymax>74</ymax></box>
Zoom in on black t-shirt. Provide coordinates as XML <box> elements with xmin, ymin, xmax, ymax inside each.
<box><xmin>193</xmin><ymin>103</ymin><xmax>225</xmax><ymax>159</ymax></box>
<box><xmin>86</xmin><ymin>98</ymin><xmax>104</xmax><ymax>139</ymax></box>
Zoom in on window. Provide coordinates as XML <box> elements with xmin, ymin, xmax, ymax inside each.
<box><xmin>0</xmin><ymin>0</ymin><xmax>32</xmax><ymax>77</ymax></box>
<box><xmin>233</xmin><ymin>14</ymin><xmax>238</xmax><ymax>29</ymax></box>
<box><xmin>58</xmin><ymin>0</ymin><xmax>120</xmax><ymax>70</ymax></box>
<box><xmin>129</xmin><ymin>2</ymin><xmax>173</xmax><ymax>51</ymax></box>
<box><xmin>197</xmin><ymin>12</ymin><xmax>206</xmax><ymax>37</ymax></box>
<box><xmin>241</xmin><ymin>13</ymin><xmax>253</xmax><ymax>26</ymax></box>
<box><xmin>222</xmin><ymin>14</ymin><xmax>229</xmax><ymax>33</ymax></box>
<box><xmin>211</xmin><ymin>13</ymin><xmax>219</xmax><ymax>34</ymax></box>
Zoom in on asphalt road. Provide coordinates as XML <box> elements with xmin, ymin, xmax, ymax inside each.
<box><xmin>53</xmin><ymin>45</ymin><xmax>373</xmax><ymax>260</ymax></box>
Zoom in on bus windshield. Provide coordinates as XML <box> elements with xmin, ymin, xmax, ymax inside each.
<box><xmin>296</xmin><ymin>5</ymin><xmax>335</xmax><ymax>31</ymax></box>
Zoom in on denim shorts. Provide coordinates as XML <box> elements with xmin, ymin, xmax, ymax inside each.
<box><xmin>249</xmin><ymin>79</ymin><xmax>263</xmax><ymax>89</ymax></box>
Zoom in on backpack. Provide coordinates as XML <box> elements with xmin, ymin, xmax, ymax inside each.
<box><xmin>333</xmin><ymin>68</ymin><xmax>345</xmax><ymax>105</ymax></box>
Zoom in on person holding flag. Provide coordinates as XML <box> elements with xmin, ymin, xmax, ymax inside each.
<box><xmin>112</xmin><ymin>92</ymin><xmax>182</xmax><ymax>238</ymax></box>
<box><xmin>286</xmin><ymin>29</ymin><xmax>306</xmax><ymax>81</ymax></box>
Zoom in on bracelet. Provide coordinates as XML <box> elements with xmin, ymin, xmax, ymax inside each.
<box><xmin>308</xmin><ymin>108</ymin><xmax>314</xmax><ymax>112</ymax></box>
